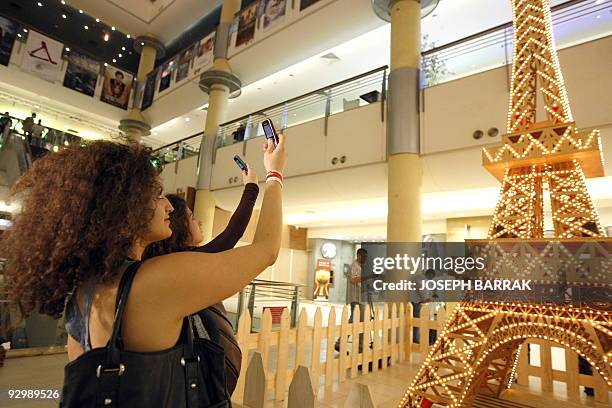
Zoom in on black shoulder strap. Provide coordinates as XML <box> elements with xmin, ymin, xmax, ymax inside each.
<box><xmin>106</xmin><ymin>260</ymin><xmax>141</xmax><ymax>366</ymax></box>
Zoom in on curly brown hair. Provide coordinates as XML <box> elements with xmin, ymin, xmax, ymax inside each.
<box><xmin>1</xmin><ymin>141</ymin><xmax>161</xmax><ymax>318</ymax></box>
<box><xmin>142</xmin><ymin>194</ymin><xmax>192</xmax><ymax>259</ymax></box>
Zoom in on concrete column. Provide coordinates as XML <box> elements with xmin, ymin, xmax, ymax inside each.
<box><xmin>194</xmin><ymin>0</ymin><xmax>242</xmax><ymax>241</ymax></box>
<box><xmin>374</xmin><ymin>0</ymin><xmax>423</xmax><ymax>242</ymax></box>
<box><xmin>119</xmin><ymin>36</ymin><xmax>165</xmax><ymax>142</ymax></box>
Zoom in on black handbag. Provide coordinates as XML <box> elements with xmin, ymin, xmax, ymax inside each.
<box><xmin>60</xmin><ymin>261</ymin><xmax>231</xmax><ymax>408</ymax></box>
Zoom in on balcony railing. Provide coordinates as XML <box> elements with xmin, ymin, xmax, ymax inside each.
<box><xmin>151</xmin><ymin>0</ymin><xmax>610</xmax><ymax>162</ymax></box>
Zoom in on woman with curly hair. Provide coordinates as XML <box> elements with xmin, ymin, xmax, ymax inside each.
<box><xmin>143</xmin><ymin>166</ymin><xmax>259</xmax><ymax>395</ymax></box>
<box><xmin>1</xmin><ymin>135</ymin><xmax>287</xmax><ymax>406</ymax></box>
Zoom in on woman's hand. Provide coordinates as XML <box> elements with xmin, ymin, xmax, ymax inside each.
<box><xmin>263</xmin><ymin>133</ymin><xmax>288</xmax><ymax>174</ymax></box>
<box><xmin>242</xmin><ymin>163</ymin><xmax>258</xmax><ymax>185</ymax></box>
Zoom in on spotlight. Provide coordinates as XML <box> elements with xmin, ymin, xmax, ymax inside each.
<box><xmin>112</xmin><ymin>58</ymin><xmax>116</xmax><ymax>63</ymax></box>
<box><xmin>121</xmin><ymin>46</ymin><xmax>125</xmax><ymax>51</ymax></box>
<box><xmin>95</xmin><ymin>18</ymin><xmax>100</xmax><ymax>23</ymax></box>
<box><xmin>103</xmin><ymin>33</ymin><xmax>109</xmax><ymax>41</ymax></box>
<box><xmin>37</xmin><ymin>2</ymin><xmax>43</xmax><ymax>6</ymax></box>
<box><xmin>17</xmin><ymin>33</ymin><xmax>22</xmax><ymax>38</ymax></box>
<box><xmin>62</xmin><ymin>14</ymin><xmax>67</xmax><ymax>19</ymax></box>
<box><xmin>84</xmin><ymin>25</ymin><xmax>89</xmax><ymax>30</ymax></box>
<box><xmin>118</xmin><ymin>53</ymin><xmax>122</xmax><ymax>58</ymax></box>
<box><xmin>23</xmin><ymin>28</ymin><xmax>28</xmax><ymax>33</ymax></box>
<box><xmin>126</xmin><ymin>34</ymin><xmax>131</xmax><ymax>38</ymax></box>
<box><xmin>104</xmin><ymin>62</ymin><xmax>108</xmax><ymax>67</ymax></box>
<box><xmin>111</xmin><ymin>26</ymin><xmax>116</xmax><ymax>31</ymax></box>
<box><xmin>65</xmin><ymin>47</ymin><xmax>70</xmax><ymax>51</ymax></box>
<box><xmin>61</xmin><ymin>0</ymin><xmax>65</xmax><ymax>4</ymax></box>
<box><xmin>79</xmin><ymin>9</ymin><xmax>83</xmax><ymax>14</ymax></box>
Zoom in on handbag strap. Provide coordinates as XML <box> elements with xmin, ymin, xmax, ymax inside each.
<box><xmin>95</xmin><ymin>260</ymin><xmax>140</xmax><ymax>408</ymax></box>
<box><xmin>105</xmin><ymin>260</ymin><xmax>141</xmax><ymax>367</ymax></box>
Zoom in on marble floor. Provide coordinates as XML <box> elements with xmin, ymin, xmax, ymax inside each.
<box><xmin>0</xmin><ymin>353</ymin><xmax>610</xmax><ymax>408</ymax></box>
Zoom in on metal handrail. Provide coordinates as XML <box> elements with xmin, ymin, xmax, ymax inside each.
<box><xmin>149</xmin><ymin>0</ymin><xmax>604</xmax><ymax>155</ymax></box>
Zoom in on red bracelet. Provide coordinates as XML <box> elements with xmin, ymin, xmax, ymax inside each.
<box><xmin>266</xmin><ymin>171</ymin><xmax>283</xmax><ymax>181</ymax></box>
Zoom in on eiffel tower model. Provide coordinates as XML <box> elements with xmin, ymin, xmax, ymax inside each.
<box><xmin>400</xmin><ymin>0</ymin><xmax>611</xmax><ymax>406</ymax></box>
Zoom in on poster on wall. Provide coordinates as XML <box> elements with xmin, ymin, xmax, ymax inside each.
<box><xmin>262</xmin><ymin>0</ymin><xmax>287</xmax><ymax>30</ymax></box>
<box><xmin>235</xmin><ymin>1</ymin><xmax>258</xmax><ymax>47</ymax></box>
<box><xmin>0</xmin><ymin>16</ymin><xmax>18</xmax><ymax>66</ymax></box>
<box><xmin>158</xmin><ymin>59</ymin><xmax>175</xmax><ymax>93</ymax></box>
<box><xmin>192</xmin><ymin>32</ymin><xmax>215</xmax><ymax>75</ymax></box>
<box><xmin>300</xmin><ymin>0</ymin><xmax>322</xmax><ymax>11</ymax></box>
<box><xmin>62</xmin><ymin>50</ymin><xmax>100</xmax><ymax>97</ymax></box>
<box><xmin>141</xmin><ymin>68</ymin><xmax>157</xmax><ymax>110</ymax></box>
<box><xmin>175</xmin><ymin>47</ymin><xmax>193</xmax><ymax>83</ymax></box>
<box><xmin>100</xmin><ymin>65</ymin><xmax>133</xmax><ymax>109</ymax></box>
<box><xmin>20</xmin><ymin>30</ymin><xmax>64</xmax><ymax>82</ymax></box>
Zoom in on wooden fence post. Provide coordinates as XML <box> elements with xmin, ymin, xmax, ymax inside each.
<box><xmin>419</xmin><ymin>303</ymin><xmax>430</xmax><ymax>361</ymax></box>
<box><xmin>398</xmin><ymin>303</ymin><xmax>406</xmax><ymax>362</ymax></box>
<box><xmin>406</xmin><ymin>302</ymin><xmax>413</xmax><ymax>363</ymax></box>
<box><xmin>363</xmin><ymin>303</ymin><xmax>373</xmax><ymax>372</ymax></box>
<box><xmin>288</xmin><ymin>366</ymin><xmax>315</xmax><ymax>408</ymax></box>
<box><xmin>275</xmin><ymin>308</ymin><xmax>291</xmax><ymax>401</ymax></box>
<box><xmin>243</xmin><ymin>352</ymin><xmax>266</xmax><ymax>408</ymax></box>
<box><xmin>295</xmin><ymin>309</ymin><xmax>308</xmax><ymax>368</ymax></box>
<box><xmin>350</xmin><ymin>304</ymin><xmax>361</xmax><ymax>379</ymax></box>
<box><xmin>325</xmin><ymin>307</ymin><xmax>337</xmax><ymax>387</ymax></box>
<box><xmin>345</xmin><ymin>382</ymin><xmax>376</xmax><ymax>408</ymax></box>
<box><xmin>232</xmin><ymin>311</ymin><xmax>252</xmax><ymax>404</ymax></box>
<box><xmin>381</xmin><ymin>303</ymin><xmax>389</xmax><ymax>371</ymax></box>
<box><xmin>258</xmin><ymin>308</ymin><xmax>272</xmax><ymax>374</ymax></box>
<box><xmin>339</xmin><ymin>305</ymin><xmax>349</xmax><ymax>382</ymax></box>
<box><xmin>311</xmin><ymin>307</ymin><xmax>323</xmax><ymax>390</ymax></box>
<box><xmin>372</xmin><ymin>305</ymin><xmax>382</xmax><ymax>372</ymax></box>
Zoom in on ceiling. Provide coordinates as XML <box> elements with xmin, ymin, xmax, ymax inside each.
<box><xmin>1</xmin><ymin>0</ymin><xmax>607</xmax><ymax>147</ymax></box>
<box><xmin>68</xmin><ymin>0</ymin><xmax>221</xmax><ymax>44</ymax></box>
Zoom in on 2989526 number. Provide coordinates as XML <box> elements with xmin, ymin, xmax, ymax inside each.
<box><xmin>8</xmin><ymin>389</ymin><xmax>60</xmax><ymax>399</ymax></box>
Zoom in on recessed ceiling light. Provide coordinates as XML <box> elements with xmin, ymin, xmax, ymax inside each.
<box><xmin>596</xmin><ymin>15</ymin><xmax>601</xmax><ymax>19</ymax></box>
<box><xmin>84</xmin><ymin>25</ymin><xmax>89</xmax><ymax>30</ymax></box>
<box><xmin>185</xmin><ymin>117</ymin><xmax>190</xmax><ymax>122</ymax></box>
<box><xmin>23</xmin><ymin>28</ymin><xmax>28</xmax><ymax>33</ymax></box>
<box><xmin>95</xmin><ymin>18</ymin><xmax>100</xmax><ymax>22</ymax></box>
<box><xmin>140</xmin><ymin>42</ymin><xmax>144</xmax><ymax>46</ymax></box>
<box><xmin>118</xmin><ymin>53</ymin><xmax>122</xmax><ymax>58</ymax></box>
<box><xmin>61</xmin><ymin>0</ymin><xmax>66</xmax><ymax>4</ymax></box>
<box><xmin>104</xmin><ymin>62</ymin><xmax>108</xmax><ymax>66</ymax></box>
<box><xmin>62</xmin><ymin>14</ymin><xmax>67</xmax><ymax>19</ymax></box>
<box><xmin>111</xmin><ymin>26</ymin><xmax>116</xmax><ymax>31</ymax></box>
<box><xmin>17</xmin><ymin>33</ymin><xmax>22</xmax><ymax>38</ymax></box>
<box><xmin>103</xmin><ymin>33</ymin><xmax>109</xmax><ymax>41</ymax></box>
<box><xmin>121</xmin><ymin>46</ymin><xmax>126</xmax><ymax>51</ymax></box>
<box><xmin>112</xmin><ymin>58</ymin><xmax>116</xmax><ymax>63</ymax></box>
<box><xmin>126</xmin><ymin>34</ymin><xmax>131</xmax><ymax>38</ymax></box>
<box><xmin>35</xmin><ymin>105</ymin><xmax>40</xmax><ymax>109</ymax></box>
<box><xmin>65</xmin><ymin>47</ymin><xmax>70</xmax><ymax>51</ymax></box>
<box><xmin>153</xmin><ymin>132</ymin><xmax>158</xmax><ymax>136</ymax></box>
<box><xmin>79</xmin><ymin>9</ymin><xmax>83</xmax><ymax>14</ymax></box>
<box><xmin>37</xmin><ymin>2</ymin><xmax>42</xmax><ymax>6</ymax></box>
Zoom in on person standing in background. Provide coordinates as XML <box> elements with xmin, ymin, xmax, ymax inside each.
<box><xmin>336</xmin><ymin>248</ymin><xmax>368</xmax><ymax>352</ymax></box>
<box><xmin>22</xmin><ymin>113</ymin><xmax>36</xmax><ymax>144</ymax></box>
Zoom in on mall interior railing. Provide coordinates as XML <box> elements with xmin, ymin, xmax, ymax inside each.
<box><xmin>236</xmin><ymin>279</ymin><xmax>303</xmax><ymax>332</ymax></box>
<box><xmin>151</xmin><ymin>65</ymin><xmax>388</xmax><ymax>162</ymax></box>
<box><xmin>150</xmin><ymin>0</ymin><xmax>609</xmax><ymax>162</ymax></box>
<box><xmin>0</xmin><ymin>114</ymin><xmax>85</xmax><ymax>154</ymax></box>
<box><xmin>421</xmin><ymin>0</ymin><xmax>611</xmax><ymax>86</ymax></box>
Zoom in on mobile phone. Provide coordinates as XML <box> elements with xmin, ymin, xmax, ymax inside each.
<box><xmin>261</xmin><ymin>119</ymin><xmax>279</xmax><ymax>147</ymax></box>
<box><xmin>233</xmin><ymin>155</ymin><xmax>248</xmax><ymax>173</ymax></box>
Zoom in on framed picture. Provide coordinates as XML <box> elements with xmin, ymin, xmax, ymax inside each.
<box><xmin>62</xmin><ymin>50</ymin><xmax>100</xmax><ymax>97</ymax></box>
<box><xmin>100</xmin><ymin>65</ymin><xmax>133</xmax><ymax>109</ymax></box>
<box><xmin>300</xmin><ymin>0</ymin><xmax>322</xmax><ymax>11</ymax></box>
<box><xmin>0</xmin><ymin>16</ymin><xmax>18</xmax><ymax>66</ymax></box>
<box><xmin>236</xmin><ymin>2</ymin><xmax>259</xmax><ymax>47</ymax></box>
<box><xmin>262</xmin><ymin>0</ymin><xmax>287</xmax><ymax>30</ymax></box>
